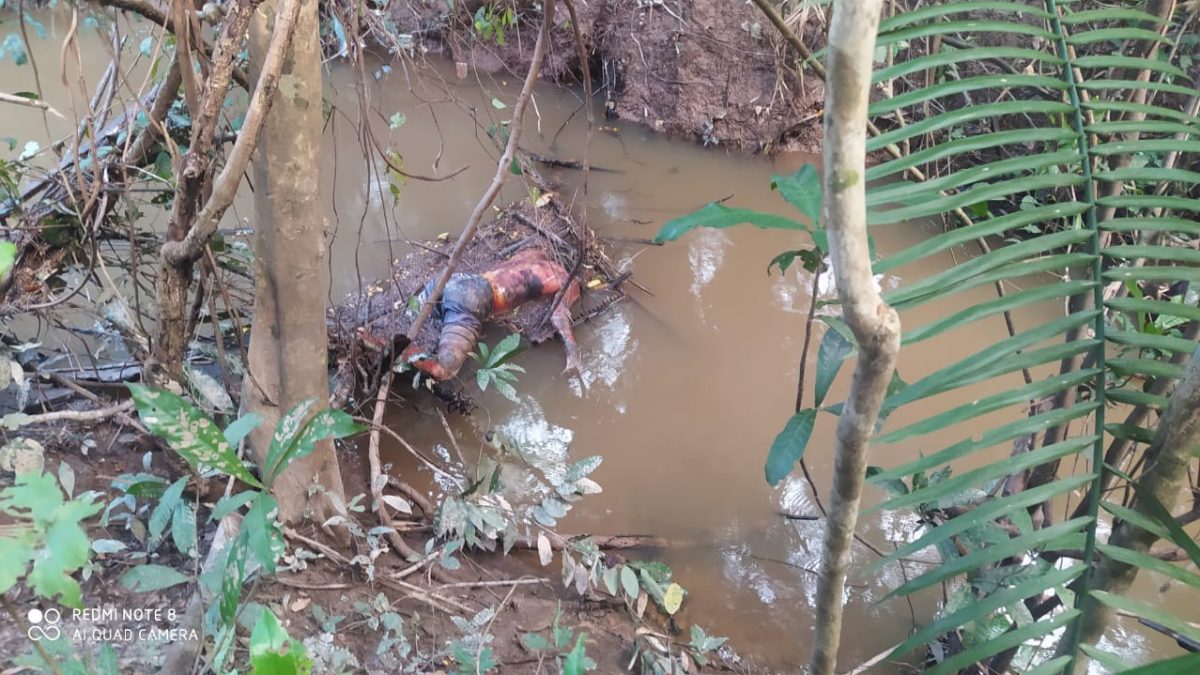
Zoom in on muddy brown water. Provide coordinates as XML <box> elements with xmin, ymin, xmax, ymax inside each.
<box><xmin>2</xmin><ymin>18</ymin><xmax>1189</xmax><ymax>672</ymax></box>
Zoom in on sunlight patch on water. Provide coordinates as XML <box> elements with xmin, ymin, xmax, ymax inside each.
<box><xmin>571</xmin><ymin>308</ymin><xmax>636</xmax><ymax>395</ymax></box>
<box><xmin>688</xmin><ymin>228</ymin><xmax>732</xmax><ymax>321</ymax></box>
<box><xmin>497</xmin><ymin>397</ymin><xmax>574</xmax><ymax>486</ymax></box>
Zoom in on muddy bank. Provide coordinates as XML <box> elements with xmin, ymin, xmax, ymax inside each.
<box><xmin>381</xmin><ymin>0</ymin><xmax>825</xmax><ymax>154</ymax></box>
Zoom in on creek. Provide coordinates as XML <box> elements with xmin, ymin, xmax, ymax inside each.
<box><xmin>1</xmin><ymin>17</ymin><xmax>1182</xmax><ymax>671</ymax></box>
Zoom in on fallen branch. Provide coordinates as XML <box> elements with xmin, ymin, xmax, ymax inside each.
<box><xmin>12</xmin><ymin>400</ymin><xmax>133</xmax><ymax>425</ymax></box>
<box><xmin>365</xmin><ymin>372</ymin><xmax>425</xmax><ymax>563</ymax></box>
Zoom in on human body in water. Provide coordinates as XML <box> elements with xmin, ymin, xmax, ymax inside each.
<box><xmin>400</xmin><ymin>248</ymin><xmax>582</xmax><ymax>380</ymax></box>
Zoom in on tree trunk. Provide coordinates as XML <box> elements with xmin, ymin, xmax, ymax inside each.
<box><xmin>1068</xmin><ymin>347</ymin><xmax>1200</xmax><ymax>653</ymax></box>
<box><xmin>242</xmin><ymin>0</ymin><xmax>345</xmax><ymax>523</ymax></box>
<box><xmin>808</xmin><ymin>0</ymin><xmax>898</xmax><ymax>673</ymax></box>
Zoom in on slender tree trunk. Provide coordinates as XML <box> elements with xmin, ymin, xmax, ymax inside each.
<box><xmin>242</xmin><ymin>0</ymin><xmax>345</xmax><ymax>523</ymax></box>
<box><xmin>1068</xmin><ymin>348</ymin><xmax>1200</xmax><ymax>653</ymax></box>
<box><xmin>809</xmin><ymin>0</ymin><xmax>898</xmax><ymax>673</ymax></box>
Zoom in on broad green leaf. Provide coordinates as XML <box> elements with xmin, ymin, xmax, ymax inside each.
<box><xmin>771</xmin><ymin>165</ymin><xmax>821</xmax><ymax>225</ymax></box>
<box><xmin>172</xmin><ymin>502</ymin><xmax>197</xmax><ymax>556</ymax></box>
<box><xmin>521</xmin><ymin>632</ymin><xmax>550</xmax><ymax>651</ymax></box>
<box><xmin>149</xmin><ymin>476</ymin><xmax>187</xmax><ymax>542</ymax></box>
<box><xmin>223</xmin><ymin>412</ymin><xmax>263</xmax><ymax>448</ymax></box>
<box><xmin>1077</xmin><ymin>645</ymin><xmax>1131</xmax><ymax>674</ymax></box>
<box><xmin>121</xmin><ymin>564</ymin><xmax>190</xmax><ymax>592</ymax></box>
<box><xmin>655</xmin><ymin>203</ymin><xmax>807</xmax><ymax>243</ymax></box>
<box><xmin>242</xmin><ymin>493</ymin><xmax>284</xmax><ymax>574</ymax></box>
<box><xmin>815</xmin><ymin>322</ymin><xmax>854</xmax><ymax>407</ymax></box>
<box><xmin>211</xmin><ymin>490</ymin><xmax>258</xmax><ymax>522</ymax></box>
<box><xmin>128</xmin><ymin>384</ymin><xmax>262</xmax><ymax>488</ymax></box>
<box><xmin>765</xmin><ymin>410</ymin><xmax>817</xmax><ymax>487</ymax></box>
<box><xmin>563</xmin><ymin>634</ymin><xmax>588</xmax><ymax>675</ymax></box>
<box><xmin>249</xmin><ymin>608</ymin><xmax>312</xmax><ymax>674</ymax></box>
<box><xmin>620</xmin><ymin>565</ymin><xmax>639</xmax><ymax>601</ymax></box>
<box><xmin>264</xmin><ymin>405</ymin><xmax>362</xmax><ymax>485</ymax></box>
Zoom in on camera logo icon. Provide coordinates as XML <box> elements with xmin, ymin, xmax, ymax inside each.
<box><xmin>27</xmin><ymin>607</ymin><xmax>62</xmax><ymax>641</ymax></box>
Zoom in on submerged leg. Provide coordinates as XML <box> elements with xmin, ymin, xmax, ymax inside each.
<box><xmin>550</xmin><ymin>279</ymin><xmax>583</xmax><ymax>376</ymax></box>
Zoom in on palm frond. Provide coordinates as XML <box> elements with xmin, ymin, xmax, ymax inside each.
<box><xmin>849</xmin><ymin>0</ymin><xmax>1200</xmax><ymax>670</ymax></box>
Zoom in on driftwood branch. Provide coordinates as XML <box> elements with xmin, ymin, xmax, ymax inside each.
<box><xmin>808</xmin><ymin>1</ymin><xmax>899</xmax><ymax>674</ymax></box>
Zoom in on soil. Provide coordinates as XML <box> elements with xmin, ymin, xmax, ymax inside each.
<box><xmin>0</xmin><ymin>414</ymin><xmax>756</xmax><ymax>674</ymax></box>
<box><xmin>384</xmin><ymin>0</ymin><xmax>826</xmax><ymax>155</ymax></box>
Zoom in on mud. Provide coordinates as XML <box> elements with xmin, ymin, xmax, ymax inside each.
<box><xmin>383</xmin><ymin>0</ymin><xmax>826</xmax><ymax>154</ymax></box>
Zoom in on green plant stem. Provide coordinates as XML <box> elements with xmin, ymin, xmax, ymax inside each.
<box><xmin>1043</xmin><ymin>0</ymin><xmax>1105</xmax><ymax>670</ymax></box>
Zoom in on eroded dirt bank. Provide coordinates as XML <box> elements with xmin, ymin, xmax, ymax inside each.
<box><xmin>384</xmin><ymin>0</ymin><xmax>825</xmax><ymax>154</ymax></box>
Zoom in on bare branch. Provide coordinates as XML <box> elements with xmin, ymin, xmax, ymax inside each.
<box><xmin>162</xmin><ymin>0</ymin><xmax>302</xmax><ymax>265</ymax></box>
<box><xmin>0</xmin><ymin>92</ymin><xmax>65</xmax><ymax>118</ymax></box>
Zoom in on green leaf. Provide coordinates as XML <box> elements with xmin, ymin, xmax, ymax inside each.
<box><xmin>172</xmin><ymin>502</ymin><xmax>197</xmax><ymax>555</ymax></box>
<box><xmin>563</xmin><ymin>633</ymin><xmax>587</xmax><ymax>675</ymax></box>
<box><xmin>815</xmin><ymin>321</ymin><xmax>854</xmax><ymax>407</ymax></box>
<box><xmin>149</xmin><ymin>476</ymin><xmax>187</xmax><ymax>542</ymax></box>
<box><xmin>764</xmin><ymin>410</ymin><xmax>816</xmax><ymax>486</ymax></box>
<box><xmin>0</xmin><ymin>240</ymin><xmax>16</xmax><ymax>283</ymax></box>
<box><xmin>211</xmin><ymin>490</ymin><xmax>258</xmax><ymax>522</ymax></box>
<box><xmin>619</xmin><ymin>565</ymin><xmax>639</xmax><ymax>601</ymax></box>
<box><xmin>655</xmin><ymin>203</ymin><xmax>807</xmax><ymax>243</ymax></box>
<box><xmin>491</xmin><ymin>97</ymin><xmax>506</xmax><ymax>110</ymax></box>
<box><xmin>249</xmin><ymin>608</ymin><xmax>313</xmax><ymax>674</ymax></box>
<box><xmin>128</xmin><ymin>384</ymin><xmax>262</xmax><ymax>488</ymax></box>
<box><xmin>771</xmin><ymin>165</ymin><xmax>821</xmax><ymax>225</ymax></box>
<box><xmin>564</xmin><ymin>455</ymin><xmax>602</xmax><ymax>483</ymax></box>
<box><xmin>767</xmin><ymin>249</ymin><xmax>822</xmax><ymax>276</ymax></box>
<box><xmin>121</xmin><ymin>564</ymin><xmax>190</xmax><ymax>592</ymax></box>
<box><xmin>263</xmin><ymin>404</ymin><xmax>363</xmax><ymax>485</ymax></box>
<box><xmin>223</xmin><ymin>412</ymin><xmax>262</xmax><ymax>448</ymax></box>
<box><xmin>242</xmin><ymin>493</ymin><xmax>284</xmax><ymax>574</ymax></box>
<box><xmin>389</xmin><ymin>112</ymin><xmax>407</xmax><ymax>129</ymax></box>
<box><xmin>521</xmin><ymin>632</ymin><xmax>550</xmax><ymax>651</ymax></box>
<box><xmin>95</xmin><ymin>643</ymin><xmax>120</xmax><ymax>675</ymax></box>
<box><xmin>1120</xmin><ymin>653</ymin><xmax>1200</xmax><ymax>675</ymax></box>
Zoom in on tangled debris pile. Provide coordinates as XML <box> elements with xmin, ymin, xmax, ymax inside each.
<box><xmin>327</xmin><ymin>191</ymin><xmax>629</xmax><ymax>409</ymax></box>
